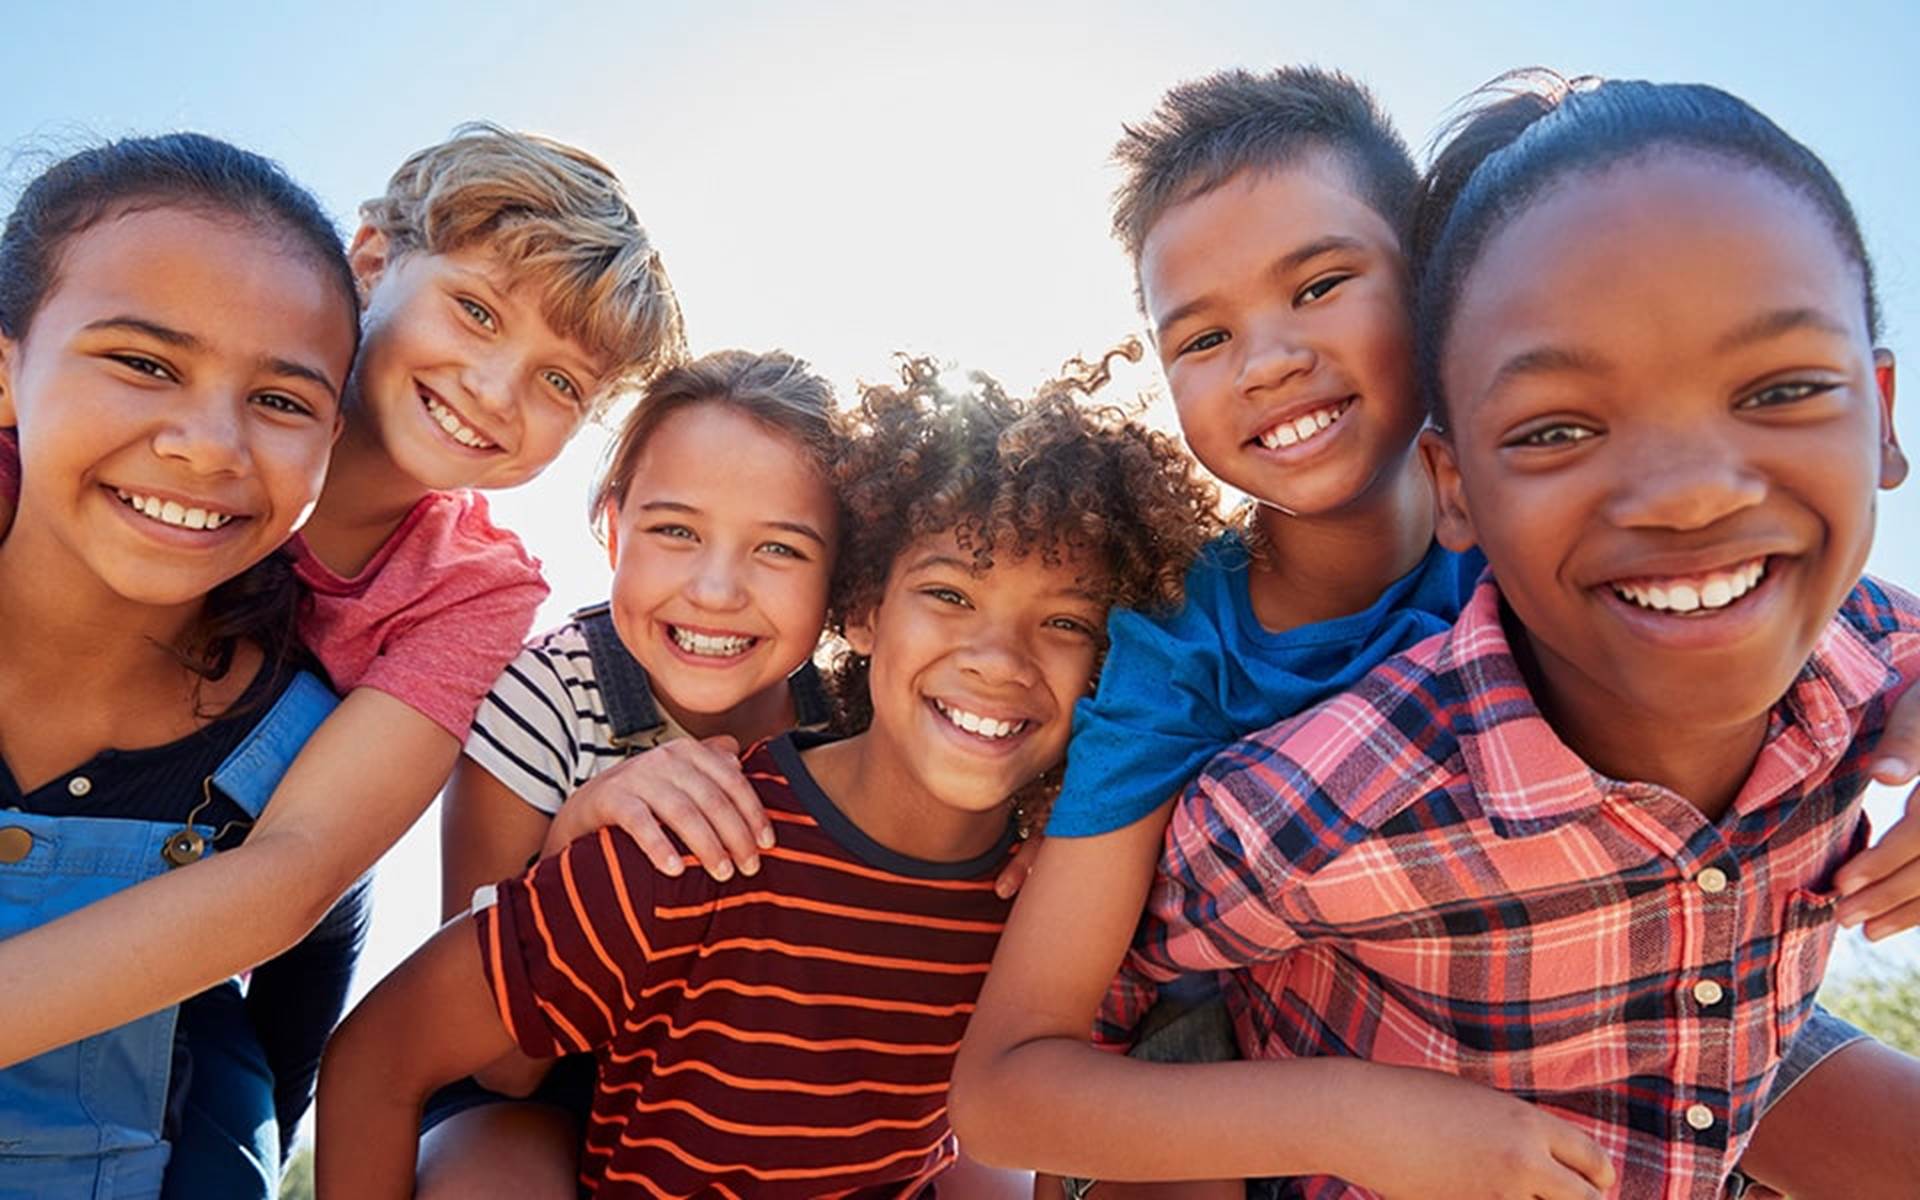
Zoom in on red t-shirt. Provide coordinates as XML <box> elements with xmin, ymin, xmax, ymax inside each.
<box><xmin>476</xmin><ymin>733</ymin><xmax>1017</xmax><ymax>1198</ymax></box>
<box><xmin>290</xmin><ymin>490</ymin><xmax>547</xmax><ymax>740</ymax></box>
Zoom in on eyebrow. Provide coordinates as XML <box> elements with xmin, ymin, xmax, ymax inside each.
<box><xmin>1152</xmin><ymin>235</ymin><xmax>1370</xmax><ymax>340</ymax></box>
<box><xmin>1485</xmin><ymin>344</ymin><xmax>1611</xmax><ymax>396</ymax></box>
<box><xmin>84</xmin><ymin>316</ymin><xmax>341</xmax><ymax>400</ymax></box>
<box><xmin>638</xmin><ymin>501</ymin><xmax>827</xmax><ymax>546</ymax></box>
<box><xmin>1714</xmin><ymin>307</ymin><xmax>1853</xmax><ymax>353</ymax></box>
<box><xmin>902</xmin><ymin>553</ymin><xmax>974</xmax><ymax>577</ymax></box>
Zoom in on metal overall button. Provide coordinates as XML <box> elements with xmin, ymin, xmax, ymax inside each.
<box><xmin>0</xmin><ymin>825</ymin><xmax>31</xmax><ymax>864</ymax></box>
<box><xmin>162</xmin><ymin>828</ymin><xmax>207</xmax><ymax>868</ymax></box>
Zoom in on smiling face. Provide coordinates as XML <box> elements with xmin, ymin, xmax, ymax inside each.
<box><xmin>1427</xmin><ymin>151</ymin><xmax>1901</xmax><ymax>748</ymax></box>
<box><xmin>346</xmin><ymin>230</ymin><xmax>606</xmax><ymax>492</ymax></box>
<box><xmin>0</xmin><ymin>206</ymin><xmax>352</xmax><ymax>611</ymax></box>
<box><xmin>847</xmin><ymin>531</ymin><xmax>1107</xmax><ymax>818</ymax></box>
<box><xmin>606</xmin><ymin>403</ymin><xmax>839</xmax><ymax>724</ymax></box>
<box><xmin>1140</xmin><ymin>153</ymin><xmax>1420</xmax><ymax>515</ymax></box>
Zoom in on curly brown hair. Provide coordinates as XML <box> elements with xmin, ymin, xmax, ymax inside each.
<box><xmin>826</xmin><ymin>343</ymin><xmax>1220</xmax><ymax>734</ymax></box>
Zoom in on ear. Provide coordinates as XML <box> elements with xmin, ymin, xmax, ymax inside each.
<box><xmin>1420</xmin><ymin>428</ymin><xmax>1479</xmax><ymax>553</ymax></box>
<box><xmin>602</xmin><ymin>498</ymin><xmax>623</xmax><ymax>570</ymax></box>
<box><xmin>347</xmin><ymin>225</ymin><xmax>391</xmax><ymax>311</ymax></box>
<box><xmin>844</xmin><ymin>605</ymin><xmax>879</xmax><ymax>658</ymax></box>
<box><xmin>1875</xmin><ymin>348</ymin><xmax>1907</xmax><ymax>489</ymax></box>
<box><xmin>0</xmin><ymin>331</ymin><xmax>15</xmax><ymax>427</ymax></box>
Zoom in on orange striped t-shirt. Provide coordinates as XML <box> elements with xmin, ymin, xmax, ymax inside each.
<box><xmin>473</xmin><ymin>732</ymin><xmax>1016</xmax><ymax>1198</ymax></box>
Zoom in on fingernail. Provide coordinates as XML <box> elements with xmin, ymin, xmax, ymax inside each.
<box><xmin>663</xmin><ymin>856</ymin><xmax>684</xmax><ymax>876</ymax></box>
<box><xmin>712</xmin><ymin>860</ymin><xmax>734</xmax><ymax>881</ymax></box>
<box><xmin>757</xmin><ymin>829</ymin><xmax>777</xmax><ymax>850</ymax></box>
<box><xmin>995</xmin><ymin>880</ymin><xmax>1015</xmax><ymax>899</ymax></box>
<box><xmin>1872</xmin><ymin>756</ymin><xmax>1913</xmax><ymax>783</ymax></box>
<box><xmin>741</xmin><ymin>856</ymin><xmax>760</xmax><ymax>876</ymax></box>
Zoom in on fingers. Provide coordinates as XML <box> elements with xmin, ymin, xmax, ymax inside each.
<box><xmin>1838</xmin><ymin>847</ymin><xmax>1920</xmax><ymax>934</ymax></box>
<box><xmin>697</xmin><ymin>735</ymin><xmax>776</xmax><ymax>859</ymax></box>
<box><xmin>612</xmin><ymin>804</ymin><xmax>684</xmax><ymax>878</ymax></box>
<box><xmin>1548</xmin><ymin>1124</ymin><xmax>1615</xmax><ymax>1195</ymax></box>
<box><xmin>994</xmin><ymin>835</ymin><xmax>1042</xmax><ymax>899</ymax></box>
<box><xmin>1862</xmin><ymin>893</ymin><xmax>1920</xmax><ymax>942</ymax></box>
<box><xmin>1835</xmin><ymin>782</ymin><xmax>1920</xmax><ymax>902</ymax></box>
<box><xmin>1871</xmin><ymin>685</ymin><xmax>1920</xmax><ymax>783</ymax></box>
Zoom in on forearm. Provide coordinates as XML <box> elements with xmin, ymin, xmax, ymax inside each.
<box><xmin>317</xmin><ymin>916</ymin><xmax>516</xmax><ymax>1199</ymax></box>
<box><xmin>0</xmin><ymin>826</ymin><xmax>337</xmax><ymax>1066</ymax></box>
<box><xmin>958</xmin><ymin>1037</ymin><xmax>1440</xmax><ymax>1182</ymax></box>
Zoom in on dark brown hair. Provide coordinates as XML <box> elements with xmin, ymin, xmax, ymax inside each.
<box><xmin>0</xmin><ymin>132</ymin><xmax>357</xmax><ymax>699</ymax></box>
<box><xmin>826</xmin><ymin>344</ymin><xmax>1220</xmax><ymax>732</ymax></box>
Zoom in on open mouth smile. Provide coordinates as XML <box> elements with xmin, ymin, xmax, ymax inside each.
<box><xmin>929</xmin><ymin>698</ymin><xmax>1032</xmax><ymax>742</ymax></box>
<box><xmin>1608</xmin><ymin>557</ymin><xmax>1768</xmax><ymax>615</ymax></box>
<box><xmin>418</xmin><ymin>386</ymin><xmax>499</xmax><ymax>451</ymax></box>
<box><xmin>666</xmin><ymin>623</ymin><xmax>760</xmax><ymax>660</ymax></box>
<box><xmin>112</xmin><ymin>487</ymin><xmax>241</xmax><ymax>532</ymax></box>
<box><xmin>1252</xmin><ymin>398</ymin><xmax>1354</xmax><ymax>451</ymax></box>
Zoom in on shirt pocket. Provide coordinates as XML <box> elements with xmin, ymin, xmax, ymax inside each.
<box><xmin>1773</xmin><ymin>888</ymin><xmax>1839</xmax><ymax>1060</ymax></box>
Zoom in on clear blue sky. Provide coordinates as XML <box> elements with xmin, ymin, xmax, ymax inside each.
<box><xmin>7</xmin><ymin>1</ymin><xmax>1918</xmax><ymax>998</ymax></box>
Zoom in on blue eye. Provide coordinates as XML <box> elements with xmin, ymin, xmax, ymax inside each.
<box><xmin>457</xmin><ymin>297</ymin><xmax>498</xmax><ymax>331</ymax></box>
<box><xmin>542</xmin><ymin>369</ymin><xmax>580</xmax><ymax>401</ymax></box>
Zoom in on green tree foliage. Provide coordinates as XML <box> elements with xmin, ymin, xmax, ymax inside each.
<box><xmin>279</xmin><ymin>1143</ymin><xmax>315</xmax><ymax>1200</ymax></box>
<box><xmin>1819</xmin><ymin>961</ymin><xmax>1920</xmax><ymax>1059</ymax></box>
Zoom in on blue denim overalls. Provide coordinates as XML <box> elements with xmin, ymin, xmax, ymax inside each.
<box><xmin>0</xmin><ymin>671</ymin><xmax>337</xmax><ymax>1199</ymax></box>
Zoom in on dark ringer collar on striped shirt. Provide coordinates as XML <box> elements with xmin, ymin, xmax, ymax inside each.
<box><xmin>768</xmin><ymin>730</ymin><xmax>1019</xmax><ymax>880</ymax></box>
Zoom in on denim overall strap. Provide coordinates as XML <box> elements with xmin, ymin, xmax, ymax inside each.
<box><xmin>209</xmin><ymin>671</ymin><xmax>338</xmax><ymax>818</ymax></box>
<box><xmin>0</xmin><ymin>671</ymin><xmax>336</xmax><ymax>1200</ymax></box>
<box><xmin>571</xmin><ymin>602</ymin><xmax>668</xmax><ymax>745</ymax></box>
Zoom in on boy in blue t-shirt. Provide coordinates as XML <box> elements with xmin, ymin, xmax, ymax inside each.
<box><xmin>949</xmin><ymin>66</ymin><xmax>1920</xmax><ymax>1197</ymax></box>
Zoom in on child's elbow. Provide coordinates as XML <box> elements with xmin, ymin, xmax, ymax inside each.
<box><xmin>946</xmin><ymin>1052</ymin><xmax>1016</xmax><ymax>1166</ymax></box>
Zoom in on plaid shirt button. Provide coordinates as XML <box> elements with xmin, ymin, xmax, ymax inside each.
<box><xmin>1692</xmin><ymin>980</ymin><xmax>1724</xmax><ymax>1006</ymax></box>
<box><xmin>1685</xmin><ymin>1104</ymin><xmax>1716</xmax><ymax>1131</ymax></box>
<box><xmin>1695</xmin><ymin>866</ymin><xmax>1729</xmax><ymax>894</ymax></box>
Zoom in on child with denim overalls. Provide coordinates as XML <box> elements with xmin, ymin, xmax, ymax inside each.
<box><xmin>0</xmin><ymin>134</ymin><xmax>360</xmax><ymax>1198</ymax></box>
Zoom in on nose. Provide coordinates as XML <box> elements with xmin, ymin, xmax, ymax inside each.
<box><xmin>1605</xmin><ymin>432</ymin><xmax>1766</xmax><ymax>532</ymax></box>
<box><xmin>685</xmin><ymin>548</ymin><xmax>750</xmax><ymax>612</ymax></box>
<box><xmin>1237</xmin><ymin>320</ymin><xmax>1316</xmax><ymax>395</ymax></box>
<box><xmin>460</xmin><ymin>349</ymin><xmax>519</xmax><ymax>421</ymax></box>
<box><xmin>150</xmin><ymin>390</ymin><xmax>248</xmax><ymax>477</ymax></box>
<box><xmin>956</xmin><ymin>618</ymin><xmax>1040</xmax><ymax>688</ymax></box>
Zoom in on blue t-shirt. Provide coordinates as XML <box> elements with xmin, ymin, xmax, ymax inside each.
<box><xmin>1050</xmin><ymin>534</ymin><xmax>1485</xmax><ymax>837</ymax></box>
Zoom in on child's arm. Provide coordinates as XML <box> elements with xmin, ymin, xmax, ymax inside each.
<box><xmin>316</xmin><ymin>912</ymin><xmax>514</xmax><ymax>1200</ymax></box>
<box><xmin>0</xmin><ymin>687</ymin><xmax>457</xmax><ymax>1066</ymax></box>
<box><xmin>950</xmin><ymin>797</ymin><xmax>1612</xmax><ymax>1197</ymax></box>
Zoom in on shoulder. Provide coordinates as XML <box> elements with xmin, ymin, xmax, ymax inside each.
<box><xmin>402</xmin><ymin>490</ymin><xmax>545</xmax><ymax>586</ymax></box>
<box><xmin>1187</xmin><ymin>633</ymin><xmax>1462</xmax><ymax>866</ymax></box>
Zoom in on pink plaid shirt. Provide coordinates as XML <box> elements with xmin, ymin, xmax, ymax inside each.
<box><xmin>1102</xmin><ymin>576</ymin><xmax>1920</xmax><ymax>1200</ymax></box>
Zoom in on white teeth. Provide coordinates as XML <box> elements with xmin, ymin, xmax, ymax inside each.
<box><xmin>933</xmin><ymin>700</ymin><xmax>1028</xmax><ymax>741</ymax></box>
<box><xmin>1257</xmin><ymin>400</ymin><xmax>1352</xmax><ymax>451</ymax></box>
<box><xmin>422</xmin><ymin>395</ymin><xmax>497</xmax><ymax>450</ymax></box>
<box><xmin>1612</xmin><ymin>559</ymin><xmax>1767</xmax><ymax>614</ymax></box>
<box><xmin>670</xmin><ymin>626</ymin><xmax>755</xmax><ymax>657</ymax></box>
<box><xmin>114</xmin><ymin>489</ymin><xmax>233</xmax><ymax>531</ymax></box>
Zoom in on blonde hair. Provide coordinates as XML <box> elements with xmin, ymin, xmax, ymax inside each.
<box><xmin>361</xmin><ymin>122</ymin><xmax>687</xmax><ymax>406</ymax></box>
<box><xmin>590</xmin><ymin>349</ymin><xmax>846</xmax><ymax>541</ymax></box>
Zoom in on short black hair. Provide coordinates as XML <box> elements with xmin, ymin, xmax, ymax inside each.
<box><xmin>1413</xmin><ymin>71</ymin><xmax>1879</xmax><ymax>428</ymax></box>
<box><xmin>1111</xmin><ymin>66</ymin><xmax>1420</xmax><ymax>267</ymax></box>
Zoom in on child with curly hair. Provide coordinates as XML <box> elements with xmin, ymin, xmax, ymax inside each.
<box><xmin>316</xmin><ymin>352</ymin><xmax>1217</xmax><ymax>1198</ymax></box>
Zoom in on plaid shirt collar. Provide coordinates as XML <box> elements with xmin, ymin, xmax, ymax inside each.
<box><xmin>1443</xmin><ymin>574</ymin><xmax>1902</xmax><ymax>840</ymax></box>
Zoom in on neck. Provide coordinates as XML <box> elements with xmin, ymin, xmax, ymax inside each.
<box><xmin>1511</xmin><ymin>615</ymin><xmax>1767</xmax><ymax>821</ymax></box>
<box><xmin>1245</xmin><ymin>447</ymin><xmax>1435</xmax><ymax>633</ymax></box>
<box><xmin>656</xmin><ymin>681</ymin><xmax>795</xmax><ymax>745</ymax></box>
<box><xmin>802</xmin><ymin>730</ymin><xmax>1011</xmax><ymax>864</ymax></box>
<box><xmin>300</xmin><ymin>413</ymin><xmax>432</xmax><ymax>577</ymax></box>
